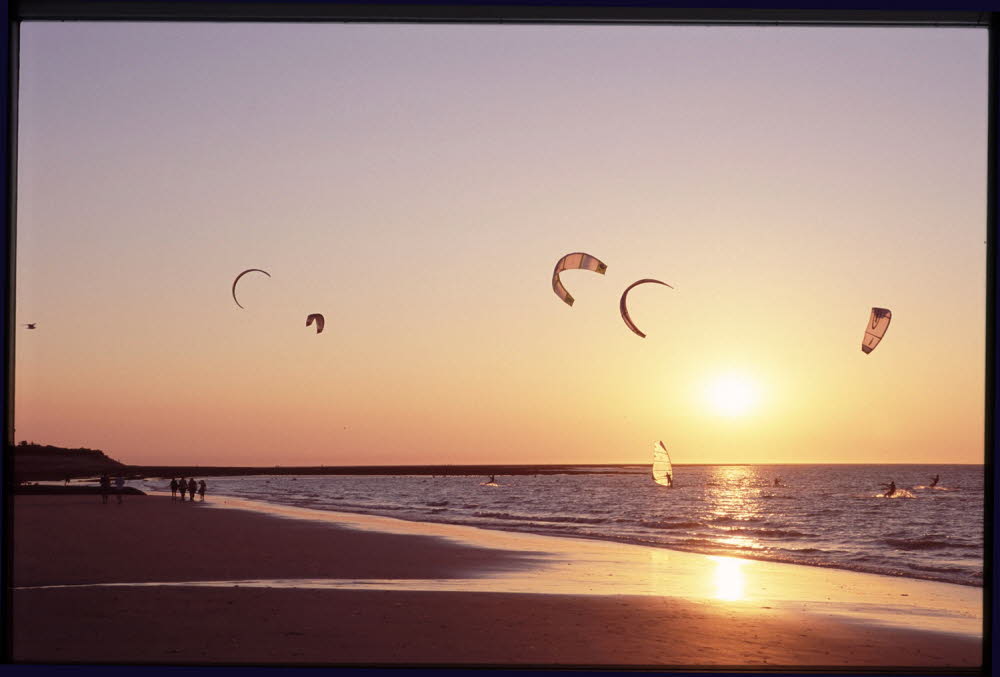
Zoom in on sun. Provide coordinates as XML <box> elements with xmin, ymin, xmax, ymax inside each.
<box><xmin>704</xmin><ymin>373</ymin><xmax>760</xmax><ymax>417</ymax></box>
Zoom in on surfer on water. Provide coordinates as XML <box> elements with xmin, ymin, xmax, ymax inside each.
<box><xmin>880</xmin><ymin>481</ymin><xmax>896</xmax><ymax>497</ymax></box>
<box><xmin>930</xmin><ymin>474</ymin><xmax>940</xmax><ymax>488</ymax></box>
<box><xmin>773</xmin><ymin>477</ymin><xmax>782</xmax><ymax>487</ymax></box>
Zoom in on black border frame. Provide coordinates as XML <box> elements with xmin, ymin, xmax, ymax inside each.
<box><xmin>0</xmin><ymin>3</ymin><xmax>993</xmax><ymax>677</ymax></box>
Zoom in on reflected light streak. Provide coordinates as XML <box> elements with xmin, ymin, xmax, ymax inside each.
<box><xmin>710</xmin><ymin>556</ymin><xmax>746</xmax><ymax>601</ymax></box>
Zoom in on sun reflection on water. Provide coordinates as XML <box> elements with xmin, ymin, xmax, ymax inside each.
<box><xmin>707</xmin><ymin>466</ymin><xmax>766</xmax><ymax>523</ymax></box>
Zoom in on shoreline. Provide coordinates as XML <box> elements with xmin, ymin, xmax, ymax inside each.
<box><xmin>11</xmin><ymin>495</ymin><xmax>983</xmax><ymax>667</ymax></box>
<box><xmin>202</xmin><ymin>488</ymin><xmax>984</xmax><ymax>591</ymax></box>
<box><xmin>184</xmin><ymin>493</ymin><xmax>986</xmax><ymax>636</ymax></box>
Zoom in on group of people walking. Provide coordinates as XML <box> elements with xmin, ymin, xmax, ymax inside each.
<box><xmin>98</xmin><ymin>474</ymin><xmax>126</xmax><ymax>504</ymax></box>
<box><xmin>170</xmin><ymin>477</ymin><xmax>206</xmax><ymax>502</ymax></box>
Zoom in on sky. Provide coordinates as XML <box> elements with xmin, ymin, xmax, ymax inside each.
<box><xmin>13</xmin><ymin>22</ymin><xmax>988</xmax><ymax>466</ymax></box>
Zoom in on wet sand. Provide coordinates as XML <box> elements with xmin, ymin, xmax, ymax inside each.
<box><xmin>10</xmin><ymin>495</ymin><xmax>983</xmax><ymax>667</ymax></box>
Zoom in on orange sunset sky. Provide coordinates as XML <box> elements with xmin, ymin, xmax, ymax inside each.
<box><xmin>13</xmin><ymin>23</ymin><xmax>987</xmax><ymax>466</ymax></box>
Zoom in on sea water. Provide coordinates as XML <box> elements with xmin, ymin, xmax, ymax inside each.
<box><xmin>138</xmin><ymin>464</ymin><xmax>983</xmax><ymax>587</ymax></box>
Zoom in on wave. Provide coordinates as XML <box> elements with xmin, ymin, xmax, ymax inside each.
<box><xmin>882</xmin><ymin>537</ymin><xmax>976</xmax><ymax>551</ymax></box>
<box><xmin>707</xmin><ymin>516</ymin><xmax>767</xmax><ymax>525</ymax></box>
<box><xmin>633</xmin><ymin>519</ymin><xmax>703</xmax><ymax>530</ymax></box>
<box><xmin>870</xmin><ymin>490</ymin><xmax>917</xmax><ymax>499</ymax></box>
<box><xmin>472</xmin><ymin>511</ymin><xmax>609</xmax><ymax>525</ymax></box>
<box><xmin>723</xmin><ymin>527</ymin><xmax>816</xmax><ymax>539</ymax></box>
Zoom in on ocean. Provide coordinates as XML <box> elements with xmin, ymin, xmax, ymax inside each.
<box><xmin>138</xmin><ymin>463</ymin><xmax>984</xmax><ymax>588</ymax></box>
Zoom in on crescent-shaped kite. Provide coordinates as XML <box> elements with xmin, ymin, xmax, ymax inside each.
<box><xmin>862</xmin><ymin>307</ymin><xmax>891</xmax><ymax>354</ymax></box>
<box><xmin>231</xmin><ymin>268</ymin><xmax>271</xmax><ymax>309</ymax></box>
<box><xmin>552</xmin><ymin>252</ymin><xmax>608</xmax><ymax>306</ymax></box>
<box><xmin>619</xmin><ymin>278</ymin><xmax>673</xmax><ymax>338</ymax></box>
<box><xmin>306</xmin><ymin>313</ymin><xmax>325</xmax><ymax>334</ymax></box>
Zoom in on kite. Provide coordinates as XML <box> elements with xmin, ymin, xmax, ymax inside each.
<box><xmin>552</xmin><ymin>252</ymin><xmax>607</xmax><ymax>306</ymax></box>
<box><xmin>862</xmin><ymin>307</ymin><xmax>891</xmax><ymax>354</ymax></box>
<box><xmin>619</xmin><ymin>278</ymin><xmax>673</xmax><ymax>338</ymax></box>
<box><xmin>306</xmin><ymin>314</ymin><xmax>325</xmax><ymax>334</ymax></box>
<box><xmin>232</xmin><ymin>269</ymin><xmax>271</xmax><ymax>309</ymax></box>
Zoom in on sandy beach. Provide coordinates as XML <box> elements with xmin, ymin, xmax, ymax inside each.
<box><xmin>11</xmin><ymin>494</ymin><xmax>983</xmax><ymax>667</ymax></box>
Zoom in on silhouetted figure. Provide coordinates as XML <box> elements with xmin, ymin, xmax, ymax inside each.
<box><xmin>930</xmin><ymin>474</ymin><xmax>940</xmax><ymax>488</ymax></box>
<box><xmin>187</xmin><ymin>478</ymin><xmax>197</xmax><ymax>502</ymax></box>
<box><xmin>170</xmin><ymin>478</ymin><xmax>178</xmax><ymax>500</ymax></box>
<box><xmin>22</xmin><ymin>323</ymin><xmax>35</xmax><ymax>329</ymax></box>
<box><xmin>114</xmin><ymin>476</ymin><xmax>125</xmax><ymax>504</ymax></box>
<box><xmin>880</xmin><ymin>481</ymin><xmax>896</xmax><ymax>497</ymax></box>
<box><xmin>64</xmin><ymin>475</ymin><xmax>70</xmax><ymax>486</ymax></box>
<box><xmin>99</xmin><ymin>474</ymin><xmax>110</xmax><ymax>504</ymax></box>
<box><xmin>178</xmin><ymin>479</ymin><xmax>187</xmax><ymax>502</ymax></box>
<box><xmin>488</xmin><ymin>474</ymin><xmax>495</xmax><ymax>483</ymax></box>
<box><xmin>774</xmin><ymin>477</ymin><xmax>782</xmax><ymax>487</ymax></box>
<box><xmin>198</xmin><ymin>480</ymin><xmax>206</xmax><ymax>501</ymax></box>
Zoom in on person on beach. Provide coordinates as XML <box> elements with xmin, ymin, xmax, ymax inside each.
<box><xmin>930</xmin><ymin>474</ymin><xmax>940</xmax><ymax>488</ymax></box>
<box><xmin>170</xmin><ymin>478</ymin><xmax>178</xmax><ymax>500</ymax></box>
<box><xmin>188</xmin><ymin>478</ymin><xmax>197</xmax><ymax>502</ymax></box>
<box><xmin>99</xmin><ymin>474</ymin><xmax>110</xmax><ymax>504</ymax></box>
<box><xmin>178</xmin><ymin>478</ymin><xmax>187</xmax><ymax>502</ymax></box>
<box><xmin>198</xmin><ymin>480</ymin><xmax>206</xmax><ymax>501</ymax></box>
<box><xmin>114</xmin><ymin>476</ymin><xmax>126</xmax><ymax>504</ymax></box>
<box><xmin>880</xmin><ymin>481</ymin><xmax>896</xmax><ymax>497</ymax></box>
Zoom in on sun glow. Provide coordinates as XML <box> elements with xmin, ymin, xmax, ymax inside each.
<box><xmin>710</xmin><ymin>556</ymin><xmax>747</xmax><ymax>601</ymax></box>
<box><xmin>705</xmin><ymin>373</ymin><xmax>760</xmax><ymax>417</ymax></box>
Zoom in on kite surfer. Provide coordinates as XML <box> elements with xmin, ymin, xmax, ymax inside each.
<box><xmin>929</xmin><ymin>474</ymin><xmax>940</xmax><ymax>488</ymax></box>
<box><xmin>880</xmin><ymin>481</ymin><xmax>896</xmax><ymax>497</ymax></box>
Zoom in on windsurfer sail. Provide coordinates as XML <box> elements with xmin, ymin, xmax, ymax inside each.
<box><xmin>652</xmin><ymin>440</ymin><xmax>673</xmax><ymax>487</ymax></box>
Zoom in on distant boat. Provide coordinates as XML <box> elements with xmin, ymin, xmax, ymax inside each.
<box><xmin>652</xmin><ymin>441</ymin><xmax>673</xmax><ymax>487</ymax></box>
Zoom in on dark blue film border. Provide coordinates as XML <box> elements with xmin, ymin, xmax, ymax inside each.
<box><xmin>5</xmin><ymin>1</ymin><xmax>993</xmax><ymax>23</ymax></box>
<box><xmin>0</xmin><ymin>3</ymin><xmax>993</xmax><ymax>677</ymax></box>
<box><xmin>987</xmin><ymin>15</ymin><xmax>998</xmax><ymax>677</ymax></box>
<box><xmin>2</xmin><ymin>0</ymin><xmax>13</xmax><ymax>667</ymax></box>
